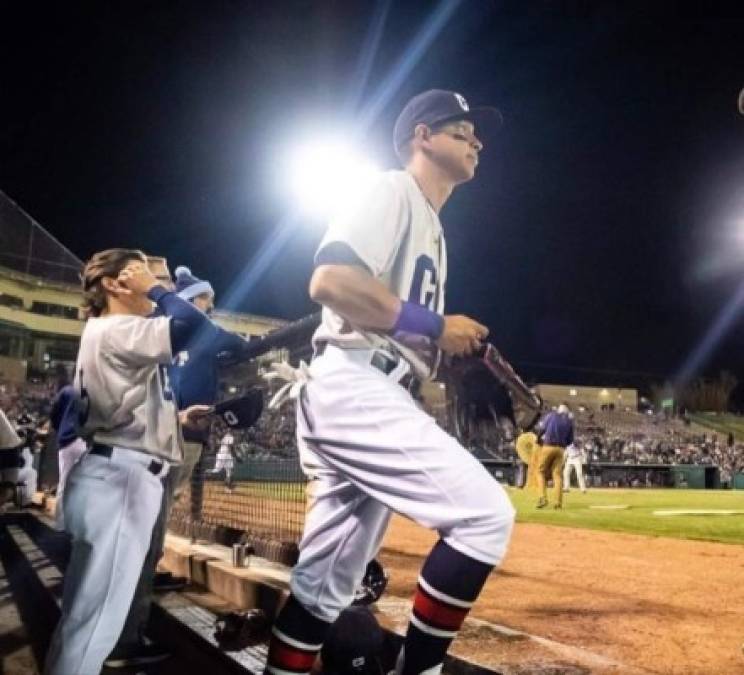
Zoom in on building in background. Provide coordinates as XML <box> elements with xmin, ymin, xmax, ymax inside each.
<box><xmin>0</xmin><ymin>190</ymin><xmax>285</xmax><ymax>382</ymax></box>
<box><xmin>536</xmin><ymin>383</ymin><xmax>638</xmax><ymax>411</ymax></box>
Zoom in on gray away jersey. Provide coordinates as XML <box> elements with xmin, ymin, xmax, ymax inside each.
<box><xmin>313</xmin><ymin>169</ymin><xmax>447</xmax><ymax>379</ymax></box>
<box><xmin>75</xmin><ymin>314</ymin><xmax>183</xmax><ymax>463</ymax></box>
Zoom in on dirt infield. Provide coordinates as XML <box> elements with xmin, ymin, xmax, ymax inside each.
<box><xmin>379</xmin><ymin>515</ymin><xmax>744</xmax><ymax>674</ymax></box>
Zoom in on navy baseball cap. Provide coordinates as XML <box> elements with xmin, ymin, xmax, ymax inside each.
<box><xmin>393</xmin><ymin>89</ymin><xmax>503</xmax><ymax>159</ymax></box>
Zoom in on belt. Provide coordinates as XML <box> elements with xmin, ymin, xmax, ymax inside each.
<box><xmin>90</xmin><ymin>443</ymin><xmax>166</xmax><ymax>476</ymax></box>
<box><xmin>314</xmin><ymin>342</ymin><xmax>420</xmax><ymax>392</ymax></box>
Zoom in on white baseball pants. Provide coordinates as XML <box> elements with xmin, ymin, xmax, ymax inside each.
<box><xmin>55</xmin><ymin>437</ymin><xmax>88</xmax><ymax>530</ymax></box>
<box><xmin>290</xmin><ymin>345</ymin><xmax>515</xmax><ymax>622</ymax></box>
<box><xmin>44</xmin><ymin>449</ymin><xmax>165</xmax><ymax>675</ymax></box>
<box><xmin>563</xmin><ymin>457</ymin><xmax>586</xmax><ymax>491</ymax></box>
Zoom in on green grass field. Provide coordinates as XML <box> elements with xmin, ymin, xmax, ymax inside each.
<box><xmin>223</xmin><ymin>479</ymin><xmax>744</xmax><ymax>546</ymax></box>
<box><xmin>507</xmin><ymin>487</ymin><xmax>744</xmax><ymax>545</ymax></box>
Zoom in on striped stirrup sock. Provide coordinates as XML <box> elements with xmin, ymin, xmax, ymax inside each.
<box><xmin>264</xmin><ymin>595</ymin><xmax>331</xmax><ymax>675</ymax></box>
<box><xmin>399</xmin><ymin>540</ymin><xmax>493</xmax><ymax>675</ymax></box>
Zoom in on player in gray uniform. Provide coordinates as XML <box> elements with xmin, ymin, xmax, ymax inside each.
<box><xmin>264</xmin><ymin>90</ymin><xmax>516</xmax><ymax>675</ymax></box>
<box><xmin>44</xmin><ymin>249</ymin><xmax>211</xmax><ymax>675</ymax></box>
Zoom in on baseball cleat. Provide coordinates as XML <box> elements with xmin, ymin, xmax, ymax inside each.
<box><xmin>104</xmin><ymin>643</ymin><xmax>170</xmax><ymax>668</ymax></box>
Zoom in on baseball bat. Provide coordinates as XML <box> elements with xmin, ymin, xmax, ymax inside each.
<box><xmin>478</xmin><ymin>343</ymin><xmax>542</xmax><ymax>414</ymax></box>
<box><xmin>233</xmin><ymin>311</ymin><xmax>322</xmax><ymax>362</ymax></box>
<box><xmin>739</xmin><ymin>88</ymin><xmax>744</xmax><ymax>116</ymax></box>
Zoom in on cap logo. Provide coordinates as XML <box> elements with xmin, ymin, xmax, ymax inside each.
<box><xmin>454</xmin><ymin>93</ymin><xmax>469</xmax><ymax>111</ymax></box>
<box><xmin>352</xmin><ymin>657</ymin><xmax>366</xmax><ymax>668</ymax></box>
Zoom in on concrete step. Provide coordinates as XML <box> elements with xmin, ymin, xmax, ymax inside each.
<box><xmin>160</xmin><ymin>533</ymin><xmax>501</xmax><ymax>675</ymax></box>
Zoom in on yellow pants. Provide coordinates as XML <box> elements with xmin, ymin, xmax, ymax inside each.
<box><xmin>537</xmin><ymin>445</ymin><xmax>565</xmax><ymax>506</ymax></box>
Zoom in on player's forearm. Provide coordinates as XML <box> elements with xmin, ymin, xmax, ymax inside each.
<box><xmin>309</xmin><ymin>265</ymin><xmax>400</xmax><ymax>330</ymax></box>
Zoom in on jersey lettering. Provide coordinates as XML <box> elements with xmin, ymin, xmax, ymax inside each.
<box><xmin>409</xmin><ymin>255</ymin><xmax>438</xmax><ymax>309</ymax></box>
<box><xmin>159</xmin><ymin>365</ymin><xmax>174</xmax><ymax>402</ymax></box>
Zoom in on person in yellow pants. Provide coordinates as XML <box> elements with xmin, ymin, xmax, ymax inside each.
<box><xmin>515</xmin><ymin>432</ymin><xmax>540</xmax><ymax>491</ymax></box>
<box><xmin>535</xmin><ymin>404</ymin><xmax>574</xmax><ymax>510</ymax></box>
<box><xmin>537</xmin><ymin>444</ymin><xmax>566</xmax><ymax>508</ymax></box>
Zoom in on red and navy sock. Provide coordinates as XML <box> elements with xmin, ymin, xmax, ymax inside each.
<box><xmin>264</xmin><ymin>594</ymin><xmax>331</xmax><ymax>675</ymax></box>
<box><xmin>400</xmin><ymin>539</ymin><xmax>493</xmax><ymax>675</ymax></box>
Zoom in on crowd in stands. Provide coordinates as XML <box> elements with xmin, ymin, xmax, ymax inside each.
<box><xmin>460</xmin><ymin>406</ymin><xmax>744</xmax><ymax>479</ymax></box>
<box><xmin>3</xmin><ymin>377</ymin><xmax>744</xmax><ymax>481</ymax></box>
<box><xmin>0</xmin><ymin>379</ymin><xmax>54</xmax><ymax>504</ymax></box>
<box><xmin>0</xmin><ymin>379</ymin><xmax>56</xmax><ymax>422</ymax></box>
<box><xmin>205</xmin><ymin>406</ymin><xmax>297</xmax><ymax>465</ymax></box>
<box><xmin>572</xmin><ymin>409</ymin><xmax>744</xmax><ymax>478</ymax></box>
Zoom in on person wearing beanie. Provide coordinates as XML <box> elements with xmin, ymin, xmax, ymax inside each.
<box><xmin>108</xmin><ymin>264</ymin><xmax>252</xmax><ymax>669</ymax></box>
<box><xmin>174</xmin><ymin>265</ymin><xmax>215</xmax><ymax>304</ymax></box>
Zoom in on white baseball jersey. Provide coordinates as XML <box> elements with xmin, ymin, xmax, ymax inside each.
<box><xmin>565</xmin><ymin>443</ymin><xmax>582</xmax><ymax>460</ymax></box>
<box><xmin>218</xmin><ymin>432</ymin><xmax>234</xmax><ymax>455</ymax></box>
<box><xmin>213</xmin><ymin>432</ymin><xmax>235</xmax><ymax>472</ymax></box>
<box><xmin>75</xmin><ymin>314</ymin><xmax>183</xmax><ymax>463</ymax></box>
<box><xmin>313</xmin><ymin>169</ymin><xmax>447</xmax><ymax>379</ymax></box>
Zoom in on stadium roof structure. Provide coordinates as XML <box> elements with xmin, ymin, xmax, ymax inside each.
<box><xmin>0</xmin><ymin>189</ymin><xmax>83</xmax><ymax>285</ymax></box>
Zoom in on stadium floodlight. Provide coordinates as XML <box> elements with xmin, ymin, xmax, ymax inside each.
<box><xmin>288</xmin><ymin>139</ymin><xmax>380</xmax><ymax>220</ymax></box>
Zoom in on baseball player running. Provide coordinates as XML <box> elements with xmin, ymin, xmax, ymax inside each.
<box><xmin>264</xmin><ymin>90</ymin><xmax>515</xmax><ymax>675</ymax></box>
<box><xmin>44</xmin><ymin>249</ymin><xmax>211</xmax><ymax>675</ymax></box>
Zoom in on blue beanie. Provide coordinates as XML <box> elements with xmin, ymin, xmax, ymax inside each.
<box><xmin>174</xmin><ymin>266</ymin><xmax>214</xmax><ymax>301</ymax></box>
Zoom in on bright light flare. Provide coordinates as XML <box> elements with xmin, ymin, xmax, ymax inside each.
<box><xmin>288</xmin><ymin>140</ymin><xmax>380</xmax><ymax>220</ymax></box>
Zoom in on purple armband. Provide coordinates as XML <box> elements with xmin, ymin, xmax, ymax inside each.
<box><xmin>392</xmin><ymin>301</ymin><xmax>444</xmax><ymax>340</ymax></box>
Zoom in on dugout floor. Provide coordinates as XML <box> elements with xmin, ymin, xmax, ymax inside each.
<box><xmin>0</xmin><ymin>508</ymin><xmax>261</xmax><ymax>675</ymax></box>
<box><xmin>3</xmin><ymin>507</ymin><xmax>741</xmax><ymax>675</ymax></box>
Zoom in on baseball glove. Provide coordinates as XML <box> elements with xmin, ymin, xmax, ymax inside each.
<box><xmin>213</xmin><ymin>609</ymin><xmax>270</xmax><ymax>651</ymax></box>
<box><xmin>442</xmin><ymin>342</ymin><xmax>542</xmax><ymax>433</ymax></box>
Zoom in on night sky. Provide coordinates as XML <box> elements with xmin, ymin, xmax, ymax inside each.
<box><xmin>2</xmin><ymin>1</ymin><xmax>744</xmax><ymax>389</ymax></box>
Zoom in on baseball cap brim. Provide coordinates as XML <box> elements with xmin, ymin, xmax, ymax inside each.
<box><xmin>435</xmin><ymin>105</ymin><xmax>503</xmax><ymax>132</ymax></box>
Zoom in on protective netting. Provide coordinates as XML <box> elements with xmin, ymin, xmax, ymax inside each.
<box><xmin>0</xmin><ymin>190</ymin><xmax>82</xmax><ymax>284</ymax></box>
<box><xmin>168</xmin><ymin>361</ymin><xmax>309</xmax><ymax>565</ymax></box>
